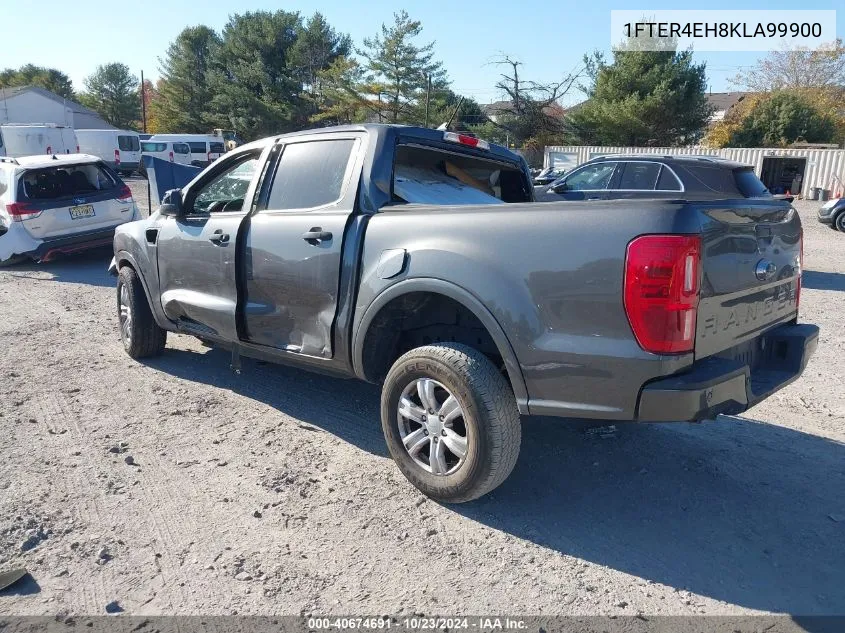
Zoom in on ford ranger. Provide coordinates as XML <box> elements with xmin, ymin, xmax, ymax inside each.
<box><xmin>109</xmin><ymin>125</ymin><xmax>818</xmax><ymax>503</ymax></box>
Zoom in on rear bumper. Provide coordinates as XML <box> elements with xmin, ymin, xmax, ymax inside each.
<box><xmin>33</xmin><ymin>226</ymin><xmax>119</xmax><ymax>262</ymax></box>
<box><xmin>637</xmin><ymin>323</ymin><xmax>819</xmax><ymax>422</ymax></box>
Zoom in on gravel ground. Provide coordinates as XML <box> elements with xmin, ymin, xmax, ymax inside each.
<box><xmin>0</xmin><ymin>182</ymin><xmax>843</xmax><ymax>616</ymax></box>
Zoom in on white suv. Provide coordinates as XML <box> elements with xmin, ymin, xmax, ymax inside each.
<box><xmin>0</xmin><ymin>154</ymin><xmax>138</xmax><ymax>265</ymax></box>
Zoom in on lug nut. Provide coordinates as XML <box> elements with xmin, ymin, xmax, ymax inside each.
<box><xmin>421</xmin><ymin>415</ymin><xmax>427</xmax><ymax>422</ymax></box>
<box><xmin>441</xmin><ymin>430</ymin><xmax>447</xmax><ymax>436</ymax></box>
<box><xmin>439</xmin><ymin>415</ymin><xmax>444</xmax><ymax>421</ymax></box>
<box><xmin>423</xmin><ymin>430</ymin><xmax>429</xmax><ymax>436</ymax></box>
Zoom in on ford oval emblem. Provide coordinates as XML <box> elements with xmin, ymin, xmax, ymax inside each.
<box><xmin>755</xmin><ymin>259</ymin><xmax>777</xmax><ymax>281</ymax></box>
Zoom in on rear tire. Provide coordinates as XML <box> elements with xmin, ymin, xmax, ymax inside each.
<box><xmin>117</xmin><ymin>266</ymin><xmax>166</xmax><ymax>358</ymax></box>
<box><xmin>835</xmin><ymin>212</ymin><xmax>845</xmax><ymax>232</ymax></box>
<box><xmin>381</xmin><ymin>343</ymin><xmax>521</xmax><ymax>503</ymax></box>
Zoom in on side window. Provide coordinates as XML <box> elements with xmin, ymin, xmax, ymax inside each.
<box><xmin>656</xmin><ymin>166</ymin><xmax>682</xmax><ymax>191</ymax></box>
<box><xmin>266</xmin><ymin>139</ymin><xmax>357</xmax><ymax>211</ymax></box>
<box><xmin>188</xmin><ymin>142</ymin><xmax>207</xmax><ymax>154</ymax></box>
<box><xmin>617</xmin><ymin>162</ymin><xmax>661</xmax><ymax>190</ymax></box>
<box><xmin>563</xmin><ymin>163</ymin><xmax>617</xmax><ymax>191</ymax></box>
<box><xmin>174</xmin><ymin>143</ymin><xmax>190</xmax><ymax>155</ymax></box>
<box><xmin>191</xmin><ymin>155</ymin><xmax>260</xmax><ymax>214</ymax></box>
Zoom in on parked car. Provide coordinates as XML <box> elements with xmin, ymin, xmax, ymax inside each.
<box><xmin>0</xmin><ymin>154</ymin><xmax>137</xmax><ymax>264</ymax></box>
<box><xmin>533</xmin><ymin>166</ymin><xmax>566</xmax><ymax>185</ymax></box>
<box><xmin>0</xmin><ymin>124</ymin><xmax>78</xmax><ymax>158</ymax></box>
<box><xmin>76</xmin><ymin>129</ymin><xmax>141</xmax><ymax>177</ymax></box>
<box><xmin>545</xmin><ymin>155</ymin><xmax>772</xmax><ymax>201</ymax></box>
<box><xmin>109</xmin><ymin>124</ymin><xmax>817</xmax><ymax>503</ymax></box>
<box><xmin>139</xmin><ymin>141</ymin><xmax>192</xmax><ymax>177</ymax></box>
<box><xmin>817</xmin><ymin>196</ymin><xmax>845</xmax><ymax>231</ymax></box>
<box><xmin>146</xmin><ymin>134</ymin><xmax>227</xmax><ymax>168</ymax></box>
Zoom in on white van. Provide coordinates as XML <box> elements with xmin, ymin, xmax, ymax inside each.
<box><xmin>0</xmin><ymin>124</ymin><xmax>79</xmax><ymax>158</ymax></box>
<box><xmin>146</xmin><ymin>134</ymin><xmax>227</xmax><ymax>167</ymax></box>
<box><xmin>76</xmin><ymin>129</ymin><xmax>141</xmax><ymax>176</ymax></box>
<box><xmin>139</xmin><ymin>140</ymin><xmax>192</xmax><ymax>176</ymax></box>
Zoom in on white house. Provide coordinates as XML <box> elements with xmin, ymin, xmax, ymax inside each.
<box><xmin>0</xmin><ymin>85</ymin><xmax>115</xmax><ymax>129</ymax></box>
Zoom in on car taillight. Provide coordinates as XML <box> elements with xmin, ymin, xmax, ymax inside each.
<box><xmin>624</xmin><ymin>235</ymin><xmax>701</xmax><ymax>354</ymax></box>
<box><xmin>443</xmin><ymin>131</ymin><xmax>490</xmax><ymax>150</ymax></box>
<box><xmin>169</xmin><ymin>151</ymin><xmax>174</xmax><ymax>162</ymax></box>
<box><xmin>76</xmin><ymin>145</ymin><xmax>80</xmax><ymax>153</ymax></box>
<box><xmin>6</xmin><ymin>202</ymin><xmax>41</xmax><ymax>221</ymax></box>
<box><xmin>115</xmin><ymin>149</ymin><xmax>121</xmax><ymax>165</ymax></box>
<box><xmin>208</xmin><ymin>151</ymin><xmax>212</xmax><ymax>162</ymax></box>
<box><xmin>46</xmin><ymin>145</ymin><xmax>52</xmax><ymax>155</ymax></box>
<box><xmin>117</xmin><ymin>185</ymin><xmax>133</xmax><ymax>202</ymax></box>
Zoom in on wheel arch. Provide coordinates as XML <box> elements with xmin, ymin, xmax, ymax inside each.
<box><xmin>352</xmin><ymin>278</ymin><xmax>529</xmax><ymax>413</ymax></box>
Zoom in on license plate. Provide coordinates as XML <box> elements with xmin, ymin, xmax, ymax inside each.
<box><xmin>69</xmin><ymin>204</ymin><xmax>95</xmax><ymax>219</ymax></box>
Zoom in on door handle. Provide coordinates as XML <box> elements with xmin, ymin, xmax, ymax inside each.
<box><xmin>302</xmin><ymin>227</ymin><xmax>332</xmax><ymax>244</ymax></box>
<box><xmin>209</xmin><ymin>229</ymin><xmax>230</xmax><ymax>245</ymax></box>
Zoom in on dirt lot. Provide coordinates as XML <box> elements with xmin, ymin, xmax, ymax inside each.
<box><xmin>1</xmin><ymin>182</ymin><xmax>843</xmax><ymax>616</ymax></box>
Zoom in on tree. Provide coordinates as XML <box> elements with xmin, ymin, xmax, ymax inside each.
<box><xmin>79</xmin><ymin>63</ymin><xmax>140</xmax><ymax>129</ymax></box>
<box><xmin>311</xmin><ymin>56</ymin><xmax>374</xmax><ymax>125</ymax></box>
<box><xmin>731</xmin><ymin>39</ymin><xmax>845</xmax><ymax>91</ymax></box>
<box><xmin>722</xmin><ymin>91</ymin><xmax>837</xmax><ymax>147</ymax></box>
<box><xmin>207</xmin><ymin>10</ymin><xmax>303</xmax><ymax>139</ymax></box>
<box><xmin>0</xmin><ymin>64</ymin><xmax>75</xmax><ymax>99</ymax></box>
<box><xmin>571</xmin><ymin>41</ymin><xmax>711</xmax><ymax>146</ymax></box>
<box><xmin>488</xmin><ymin>55</ymin><xmax>582</xmax><ymax>146</ymax></box>
<box><xmin>153</xmin><ymin>25</ymin><xmax>220</xmax><ymax>133</ymax></box>
<box><xmin>291</xmin><ymin>12</ymin><xmax>351</xmax><ymax>115</ymax></box>
<box><xmin>359</xmin><ymin>10</ymin><xmax>447</xmax><ymax>124</ymax></box>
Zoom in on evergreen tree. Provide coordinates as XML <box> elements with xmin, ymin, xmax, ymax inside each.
<box><xmin>79</xmin><ymin>63</ymin><xmax>139</xmax><ymax>129</ymax></box>
<box><xmin>153</xmin><ymin>25</ymin><xmax>220</xmax><ymax>133</ymax></box>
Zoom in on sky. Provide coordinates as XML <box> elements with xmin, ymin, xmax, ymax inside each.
<box><xmin>3</xmin><ymin>0</ymin><xmax>842</xmax><ymax>107</ymax></box>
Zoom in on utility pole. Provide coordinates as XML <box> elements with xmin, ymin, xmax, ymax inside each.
<box><xmin>140</xmin><ymin>70</ymin><xmax>147</xmax><ymax>133</ymax></box>
<box><xmin>424</xmin><ymin>74</ymin><xmax>432</xmax><ymax>127</ymax></box>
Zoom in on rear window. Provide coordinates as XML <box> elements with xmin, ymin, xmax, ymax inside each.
<box><xmin>141</xmin><ymin>142</ymin><xmax>166</xmax><ymax>153</ymax></box>
<box><xmin>188</xmin><ymin>142</ymin><xmax>207</xmax><ymax>153</ymax></box>
<box><xmin>392</xmin><ymin>144</ymin><xmax>530</xmax><ymax>205</ymax></box>
<box><xmin>118</xmin><ymin>135</ymin><xmax>140</xmax><ymax>152</ymax></box>
<box><xmin>210</xmin><ymin>142</ymin><xmax>225</xmax><ymax>154</ymax></box>
<box><xmin>18</xmin><ymin>163</ymin><xmax>118</xmax><ymax>201</ymax></box>
<box><xmin>734</xmin><ymin>168</ymin><xmax>770</xmax><ymax>198</ymax></box>
<box><xmin>683</xmin><ymin>165</ymin><xmax>740</xmax><ymax>196</ymax></box>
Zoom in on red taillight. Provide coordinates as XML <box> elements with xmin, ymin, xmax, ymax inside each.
<box><xmin>624</xmin><ymin>235</ymin><xmax>701</xmax><ymax>354</ymax></box>
<box><xmin>208</xmin><ymin>151</ymin><xmax>212</xmax><ymax>162</ymax></box>
<box><xmin>114</xmin><ymin>149</ymin><xmax>121</xmax><ymax>165</ymax></box>
<box><xmin>443</xmin><ymin>131</ymin><xmax>490</xmax><ymax>150</ymax></box>
<box><xmin>46</xmin><ymin>145</ymin><xmax>52</xmax><ymax>155</ymax></box>
<box><xmin>169</xmin><ymin>151</ymin><xmax>174</xmax><ymax>162</ymax></box>
<box><xmin>117</xmin><ymin>185</ymin><xmax>133</xmax><ymax>202</ymax></box>
<box><xmin>76</xmin><ymin>145</ymin><xmax>80</xmax><ymax>153</ymax></box>
<box><xmin>6</xmin><ymin>202</ymin><xmax>41</xmax><ymax>222</ymax></box>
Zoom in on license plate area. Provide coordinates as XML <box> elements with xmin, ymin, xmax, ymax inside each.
<box><xmin>69</xmin><ymin>204</ymin><xmax>95</xmax><ymax>219</ymax></box>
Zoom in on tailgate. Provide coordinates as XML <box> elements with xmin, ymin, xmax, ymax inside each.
<box><xmin>16</xmin><ymin>162</ymin><xmax>131</xmax><ymax>240</ymax></box>
<box><xmin>695</xmin><ymin>200</ymin><xmax>801</xmax><ymax>359</ymax></box>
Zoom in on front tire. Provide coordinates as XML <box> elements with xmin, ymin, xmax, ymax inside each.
<box><xmin>381</xmin><ymin>343</ymin><xmax>521</xmax><ymax>503</ymax></box>
<box><xmin>117</xmin><ymin>266</ymin><xmax>166</xmax><ymax>358</ymax></box>
<box><xmin>835</xmin><ymin>212</ymin><xmax>845</xmax><ymax>232</ymax></box>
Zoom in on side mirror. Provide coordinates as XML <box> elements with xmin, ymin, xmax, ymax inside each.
<box><xmin>159</xmin><ymin>188</ymin><xmax>184</xmax><ymax>217</ymax></box>
<box><xmin>550</xmin><ymin>181</ymin><xmax>568</xmax><ymax>194</ymax></box>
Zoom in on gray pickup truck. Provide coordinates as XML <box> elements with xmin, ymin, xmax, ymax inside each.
<box><xmin>110</xmin><ymin>124</ymin><xmax>818</xmax><ymax>502</ymax></box>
